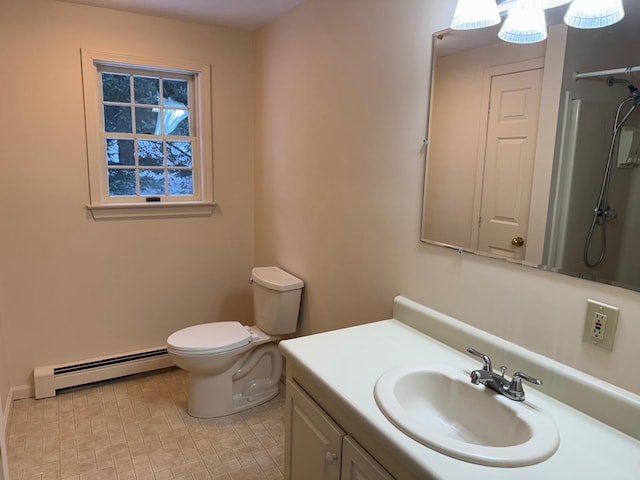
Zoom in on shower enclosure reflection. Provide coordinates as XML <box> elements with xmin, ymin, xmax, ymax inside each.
<box><xmin>583</xmin><ymin>78</ymin><xmax>640</xmax><ymax>268</ymax></box>
<box><xmin>546</xmin><ymin>78</ymin><xmax>640</xmax><ymax>289</ymax></box>
<box><xmin>421</xmin><ymin>2</ymin><xmax>640</xmax><ymax>292</ymax></box>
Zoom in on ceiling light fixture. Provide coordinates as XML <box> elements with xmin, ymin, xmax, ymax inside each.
<box><xmin>450</xmin><ymin>0</ymin><xmax>625</xmax><ymax>44</ymax></box>
<box><xmin>451</xmin><ymin>0</ymin><xmax>501</xmax><ymax>30</ymax></box>
<box><xmin>540</xmin><ymin>0</ymin><xmax>572</xmax><ymax>8</ymax></box>
<box><xmin>499</xmin><ymin>0</ymin><xmax>547</xmax><ymax>44</ymax></box>
<box><xmin>564</xmin><ymin>0</ymin><xmax>625</xmax><ymax>29</ymax></box>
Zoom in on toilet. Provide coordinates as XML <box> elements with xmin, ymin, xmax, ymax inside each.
<box><xmin>166</xmin><ymin>266</ymin><xmax>304</xmax><ymax>418</ymax></box>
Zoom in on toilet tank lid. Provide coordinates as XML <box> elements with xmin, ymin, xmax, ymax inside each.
<box><xmin>251</xmin><ymin>267</ymin><xmax>304</xmax><ymax>291</ymax></box>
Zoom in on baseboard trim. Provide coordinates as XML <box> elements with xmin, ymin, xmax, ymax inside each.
<box><xmin>4</xmin><ymin>385</ymin><xmax>33</xmax><ymax>442</ymax></box>
<box><xmin>9</xmin><ymin>384</ymin><xmax>33</xmax><ymax>402</ymax></box>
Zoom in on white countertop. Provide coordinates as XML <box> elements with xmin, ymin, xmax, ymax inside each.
<box><xmin>280</xmin><ymin>299</ymin><xmax>640</xmax><ymax>479</ymax></box>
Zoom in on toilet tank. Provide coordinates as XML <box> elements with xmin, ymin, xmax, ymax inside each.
<box><xmin>251</xmin><ymin>267</ymin><xmax>304</xmax><ymax>335</ymax></box>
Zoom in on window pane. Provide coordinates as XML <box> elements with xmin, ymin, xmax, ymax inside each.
<box><xmin>102</xmin><ymin>73</ymin><xmax>130</xmax><ymax>102</ymax></box>
<box><xmin>134</xmin><ymin>76</ymin><xmax>159</xmax><ymax>105</ymax></box>
<box><xmin>140</xmin><ymin>169</ymin><xmax>165</xmax><ymax>195</ymax></box>
<box><xmin>135</xmin><ymin>107</ymin><xmax>159</xmax><ymax>134</ymax></box>
<box><xmin>163</xmin><ymin>79</ymin><xmax>189</xmax><ymax>106</ymax></box>
<box><xmin>106</xmin><ymin>139</ymin><xmax>135</xmax><ymax>166</ymax></box>
<box><xmin>108</xmin><ymin>169</ymin><xmax>136</xmax><ymax>196</ymax></box>
<box><xmin>169</xmin><ymin>169</ymin><xmax>193</xmax><ymax>195</ymax></box>
<box><xmin>167</xmin><ymin>141</ymin><xmax>192</xmax><ymax>167</ymax></box>
<box><xmin>104</xmin><ymin>105</ymin><xmax>132</xmax><ymax>133</ymax></box>
<box><xmin>138</xmin><ymin>140</ymin><xmax>164</xmax><ymax>166</ymax></box>
<box><xmin>164</xmin><ymin>110</ymin><xmax>189</xmax><ymax>136</ymax></box>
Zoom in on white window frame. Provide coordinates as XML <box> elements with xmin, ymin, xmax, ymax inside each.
<box><xmin>81</xmin><ymin>49</ymin><xmax>215</xmax><ymax>220</ymax></box>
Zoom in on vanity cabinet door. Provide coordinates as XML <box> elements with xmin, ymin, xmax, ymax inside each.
<box><xmin>285</xmin><ymin>379</ymin><xmax>345</xmax><ymax>480</ymax></box>
<box><xmin>341</xmin><ymin>436</ymin><xmax>395</xmax><ymax>480</ymax></box>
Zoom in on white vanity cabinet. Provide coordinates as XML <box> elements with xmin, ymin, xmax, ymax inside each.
<box><xmin>285</xmin><ymin>378</ymin><xmax>343</xmax><ymax>480</ymax></box>
<box><xmin>341</xmin><ymin>436</ymin><xmax>395</xmax><ymax>480</ymax></box>
<box><xmin>285</xmin><ymin>379</ymin><xmax>394</xmax><ymax>480</ymax></box>
<box><xmin>280</xmin><ymin>298</ymin><xmax>640</xmax><ymax>479</ymax></box>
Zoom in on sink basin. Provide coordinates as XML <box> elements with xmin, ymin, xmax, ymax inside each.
<box><xmin>374</xmin><ymin>364</ymin><xmax>560</xmax><ymax>467</ymax></box>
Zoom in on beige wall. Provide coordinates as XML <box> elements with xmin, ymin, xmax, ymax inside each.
<box><xmin>0</xmin><ymin>0</ymin><xmax>255</xmax><ymax>392</ymax></box>
<box><xmin>254</xmin><ymin>0</ymin><xmax>640</xmax><ymax>395</ymax></box>
<box><xmin>253</xmin><ymin>0</ymin><xmax>434</xmax><ymax>337</ymax></box>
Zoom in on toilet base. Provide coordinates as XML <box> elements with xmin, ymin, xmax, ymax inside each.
<box><xmin>186</xmin><ymin>342</ymin><xmax>282</xmax><ymax>418</ymax></box>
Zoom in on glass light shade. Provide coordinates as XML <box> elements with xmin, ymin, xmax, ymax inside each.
<box><xmin>499</xmin><ymin>0</ymin><xmax>548</xmax><ymax>44</ymax></box>
<box><xmin>564</xmin><ymin>0</ymin><xmax>625</xmax><ymax>28</ymax></box>
<box><xmin>540</xmin><ymin>0</ymin><xmax>571</xmax><ymax>9</ymax></box>
<box><xmin>451</xmin><ymin>0</ymin><xmax>501</xmax><ymax>30</ymax></box>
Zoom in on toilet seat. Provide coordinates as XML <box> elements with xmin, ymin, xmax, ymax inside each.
<box><xmin>167</xmin><ymin>321</ymin><xmax>251</xmax><ymax>355</ymax></box>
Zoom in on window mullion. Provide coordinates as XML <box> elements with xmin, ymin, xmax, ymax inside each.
<box><xmin>159</xmin><ymin>77</ymin><xmax>165</xmax><ymax>136</ymax></box>
<box><xmin>133</xmin><ymin>138</ymin><xmax>139</xmax><ymax>197</ymax></box>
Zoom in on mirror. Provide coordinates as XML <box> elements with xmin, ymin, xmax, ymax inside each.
<box><xmin>421</xmin><ymin>0</ymin><xmax>640</xmax><ymax>292</ymax></box>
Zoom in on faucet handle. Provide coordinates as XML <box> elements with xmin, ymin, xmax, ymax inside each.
<box><xmin>467</xmin><ymin>347</ymin><xmax>493</xmax><ymax>372</ymax></box>
<box><xmin>505</xmin><ymin>372</ymin><xmax>543</xmax><ymax>401</ymax></box>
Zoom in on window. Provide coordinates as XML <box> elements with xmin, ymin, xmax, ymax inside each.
<box><xmin>102</xmin><ymin>68</ymin><xmax>194</xmax><ymax>197</ymax></box>
<box><xmin>81</xmin><ymin>50</ymin><xmax>215</xmax><ymax>219</ymax></box>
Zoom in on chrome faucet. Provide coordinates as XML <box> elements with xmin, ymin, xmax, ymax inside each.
<box><xmin>467</xmin><ymin>347</ymin><xmax>543</xmax><ymax>401</ymax></box>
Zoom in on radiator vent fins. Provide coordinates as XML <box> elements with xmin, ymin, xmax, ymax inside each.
<box><xmin>34</xmin><ymin>347</ymin><xmax>174</xmax><ymax>399</ymax></box>
<box><xmin>53</xmin><ymin>348</ymin><xmax>168</xmax><ymax>375</ymax></box>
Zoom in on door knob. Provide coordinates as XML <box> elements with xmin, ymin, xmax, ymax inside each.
<box><xmin>511</xmin><ymin>236</ymin><xmax>525</xmax><ymax>247</ymax></box>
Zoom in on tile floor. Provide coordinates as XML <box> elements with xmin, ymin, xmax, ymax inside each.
<box><xmin>7</xmin><ymin>368</ymin><xmax>286</xmax><ymax>480</ymax></box>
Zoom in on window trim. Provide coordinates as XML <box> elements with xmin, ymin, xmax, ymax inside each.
<box><xmin>81</xmin><ymin>49</ymin><xmax>215</xmax><ymax>219</ymax></box>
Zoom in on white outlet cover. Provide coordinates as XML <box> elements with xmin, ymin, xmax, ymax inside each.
<box><xmin>583</xmin><ymin>299</ymin><xmax>619</xmax><ymax>351</ymax></box>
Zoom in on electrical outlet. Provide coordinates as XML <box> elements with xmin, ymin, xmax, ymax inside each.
<box><xmin>591</xmin><ymin>311</ymin><xmax>607</xmax><ymax>339</ymax></box>
<box><xmin>583</xmin><ymin>299</ymin><xmax>619</xmax><ymax>351</ymax></box>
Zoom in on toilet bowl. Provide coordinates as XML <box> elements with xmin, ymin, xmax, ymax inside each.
<box><xmin>167</xmin><ymin>267</ymin><xmax>304</xmax><ymax>418</ymax></box>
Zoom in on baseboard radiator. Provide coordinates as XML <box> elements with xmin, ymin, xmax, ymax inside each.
<box><xmin>34</xmin><ymin>347</ymin><xmax>174</xmax><ymax>399</ymax></box>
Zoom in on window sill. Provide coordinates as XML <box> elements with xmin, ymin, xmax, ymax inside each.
<box><xmin>86</xmin><ymin>202</ymin><xmax>217</xmax><ymax>220</ymax></box>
